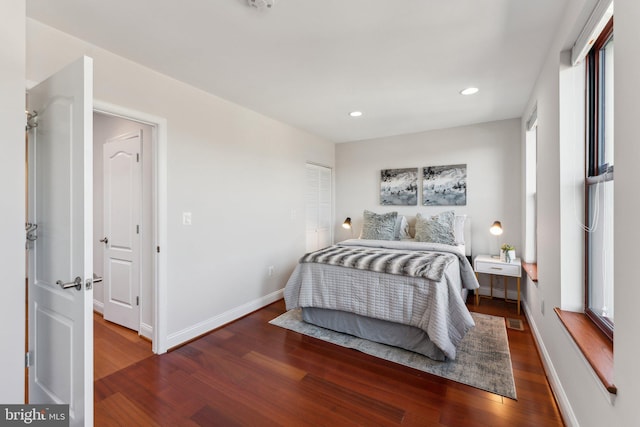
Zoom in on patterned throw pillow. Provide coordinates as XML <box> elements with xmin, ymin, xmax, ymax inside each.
<box><xmin>361</xmin><ymin>210</ymin><xmax>398</xmax><ymax>240</ymax></box>
<box><xmin>414</xmin><ymin>211</ymin><xmax>456</xmax><ymax>245</ymax></box>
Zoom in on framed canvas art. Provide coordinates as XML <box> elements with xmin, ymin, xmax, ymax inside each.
<box><xmin>422</xmin><ymin>164</ymin><xmax>467</xmax><ymax>206</ymax></box>
<box><xmin>380</xmin><ymin>168</ymin><xmax>418</xmax><ymax>205</ymax></box>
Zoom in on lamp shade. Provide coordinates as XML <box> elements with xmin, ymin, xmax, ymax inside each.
<box><xmin>342</xmin><ymin>217</ymin><xmax>352</xmax><ymax>229</ymax></box>
<box><xmin>489</xmin><ymin>220</ymin><xmax>503</xmax><ymax>235</ymax></box>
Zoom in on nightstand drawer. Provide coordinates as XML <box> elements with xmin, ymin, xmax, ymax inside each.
<box><xmin>474</xmin><ymin>261</ymin><xmax>521</xmax><ymax>277</ymax></box>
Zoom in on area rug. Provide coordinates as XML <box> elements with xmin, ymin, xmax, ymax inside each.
<box><xmin>270</xmin><ymin>309</ymin><xmax>517</xmax><ymax>399</ymax></box>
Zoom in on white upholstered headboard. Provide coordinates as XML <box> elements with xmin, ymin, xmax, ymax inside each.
<box><xmin>463</xmin><ymin>216</ymin><xmax>472</xmax><ymax>257</ymax></box>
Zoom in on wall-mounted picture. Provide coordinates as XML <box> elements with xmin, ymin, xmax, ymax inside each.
<box><xmin>380</xmin><ymin>168</ymin><xmax>418</xmax><ymax>205</ymax></box>
<box><xmin>422</xmin><ymin>164</ymin><xmax>467</xmax><ymax>206</ymax></box>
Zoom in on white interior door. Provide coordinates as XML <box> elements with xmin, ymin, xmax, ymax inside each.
<box><xmin>103</xmin><ymin>132</ymin><xmax>142</xmax><ymax>331</ymax></box>
<box><xmin>305</xmin><ymin>163</ymin><xmax>332</xmax><ymax>252</ymax></box>
<box><xmin>27</xmin><ymin>56</ymin><xmax>94</xmax><ymax>427</ymax></box>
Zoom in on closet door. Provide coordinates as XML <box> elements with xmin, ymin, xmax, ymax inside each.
<box><xmin>305</xmin><ymin>163</ymin><xmax>332</xmax><ymax>252</ymax></box>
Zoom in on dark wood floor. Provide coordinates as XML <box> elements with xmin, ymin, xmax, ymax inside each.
<box><xmin>94</xmin><ymin>298</ymin><xmax>564</xmax><ymax>426</ymax></box>
<box><xmin>93</xmin><ymin>312</ymin><xmax>152</xmax><ymax>381</ymax></box>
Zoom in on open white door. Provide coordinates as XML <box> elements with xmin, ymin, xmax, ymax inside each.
<box><xmin>103</xmin><ymin>132</ymin><xmax>142</xmax><ymax>331</ymax></box>
<box><xmin>27</xmin><ymin>56</ymin><xmax>94</xmax><ymax>427</ymax></box>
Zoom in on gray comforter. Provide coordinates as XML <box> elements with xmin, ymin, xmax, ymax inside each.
<box><xmin>284</xmin><ymin>239</ymin><xmax>479</xmax><ymax>360</ymax></box>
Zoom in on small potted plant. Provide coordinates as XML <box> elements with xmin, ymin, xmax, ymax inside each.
<box><xmin>500</xmin><ymin>244</ymin><xmax>516</xmax><ymax>263</ymax></box>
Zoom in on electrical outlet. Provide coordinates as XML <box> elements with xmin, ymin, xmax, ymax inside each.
<box><xmin>268</xmin><ymin>266</ymin><xmax>274</xmax><ymax>276</ymax></box>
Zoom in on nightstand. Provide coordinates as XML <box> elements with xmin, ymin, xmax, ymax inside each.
<box><xmin>473</xmin><ymin>254</ymin><xmax>522</xmax><ymax>314</ymax></box>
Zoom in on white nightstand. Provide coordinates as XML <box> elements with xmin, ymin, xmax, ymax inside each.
<box><xmin>473</xmin><ymin>254</ymin><xmax>522</xmax><ymax>314</ymax></box>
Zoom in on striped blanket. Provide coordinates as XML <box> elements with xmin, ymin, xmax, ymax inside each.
<box><xmin>300</xmin><ymin>245</ymin><xmax>456</xmax><ymax>282</ymax></box>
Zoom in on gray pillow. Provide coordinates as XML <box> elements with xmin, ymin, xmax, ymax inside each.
<box><xmin>414</xmin><ymin>211</ymin><xmax>456</xmax><ymax>245</ymax></box>
<box><xmin>361</xmin><ymin>210</ymin><xmax>398</xmax><ymax>240</ymax></box>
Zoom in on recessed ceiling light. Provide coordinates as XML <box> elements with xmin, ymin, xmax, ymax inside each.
<box><xmin>460</xmin><ymin>87</ymin><xmax>479</xmax><ymax>96</ymax></box>
<box><xmin>349</xmin><ymin>111</ymin><xmax>363</xmax><ymax>117</ymax></box>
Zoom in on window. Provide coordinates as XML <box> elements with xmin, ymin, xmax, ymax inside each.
<box><xmin>524</xmin><ymin>110</ymin><xmax>537</xmax><ymax>264</ymax></box>
<box><xmin>585</xmin><ymin>17</ymin><xmax>614</xmax><ymax>339</ymax></box>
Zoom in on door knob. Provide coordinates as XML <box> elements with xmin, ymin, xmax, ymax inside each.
<box><xmin>57</xmin><ymin>276</ymin><xmax>82</xmax><ymax>291</ymax></box>
<box><xmin>100</xmin><ymin>237</ymin><xmax>108</xmax><ymax>244</ymax></box>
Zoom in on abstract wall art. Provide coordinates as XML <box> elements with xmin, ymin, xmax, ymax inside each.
<box><xmin>380</xmin><ymin>168</ymin><xmax>418</xmax><ymax>205</ymax></box>
<box><xmin>422</xmin><ymin>164</ymin><xmax>467</xmax><ymax>206</ymax></box>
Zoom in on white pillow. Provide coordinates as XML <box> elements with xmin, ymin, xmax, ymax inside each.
<box><xmin>396</xmin><ymin>215</ymin><xmax>411</xmax><ymax>240</ymax></box>
<box><xmin>454</xmin><ymin>215</ymin><xmax>467</xmax><ymax>245</ymax></box>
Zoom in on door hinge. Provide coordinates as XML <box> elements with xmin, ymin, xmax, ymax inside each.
<box><xmin>26</xmin><ymin>111</ymin><xmax>38</xmax><ymax>131</ymax></box>
<box><xmin>136</xmin><ymin>153</ymin><xmax>140</xmax><ymax>162</ymax></box>
<box><xmin>136</xmin><ymin>225</ymin><xmax>140</xmax><ymax>234</ymax></box>
<box><xmin>25</xmin><ymin>352</ymin><xmax>31</xmax><ymax>368</ymax></box>
<box><xmin>157</xmin><ymin>246</ymin><xmax>160</xmax><ymax>253</ymax></box>
<box><xmin>136</xmin><ymin>296</ymin><xmax>140</xmax><ymax>306</ymax></box>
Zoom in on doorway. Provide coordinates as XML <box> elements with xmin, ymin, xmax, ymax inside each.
<box><xmin>93</xmin><ymin>112</ymin><xmax>154</xmax><ymax>338</ymax></box>
<box><xmin>94</xmin><ymin>101</ymin><xmax>168</xmax><ymax>355</ymax></box>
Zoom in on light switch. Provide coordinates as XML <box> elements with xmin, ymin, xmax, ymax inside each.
<box><xmin>182</xmin><ymin>212</ymin><xmax>192</xmax><ymax>225</ymax></box>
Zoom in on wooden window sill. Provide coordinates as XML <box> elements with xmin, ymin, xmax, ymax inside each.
<box><xmin>554</xmin><ymin>308</ymin><xmax>616</xmax><ymax>394</ymax></box>
<box><xmin>521</xmin><ymin>262</ymin><xmax>538</xmax><ymax>282</ymax></box>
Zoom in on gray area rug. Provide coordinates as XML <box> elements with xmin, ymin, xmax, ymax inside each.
<box><xmin>270</xmin><ymin>309</ymin><xmax>517</xmax><ymax>399</ymax></box>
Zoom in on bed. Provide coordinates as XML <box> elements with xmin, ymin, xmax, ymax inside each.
<box><xmin>283</xmin><ymin>210</ymin><xmax>479</xmax><ymax>361</ymax></box>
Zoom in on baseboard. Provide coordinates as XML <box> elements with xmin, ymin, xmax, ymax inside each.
<box><xmin>522</xmin><ymin>299</ymin><xmax>579</xmax><ymax>427</ymax></box>
<box><xmin>93</xmin><ymin>300</ymin><xmax>104</xmax><ymax>314</ymax></box>
<box><xmin>95</xmin><ymin>299</ymin><xmax>153</xmax><ymax>341</ymax></box>
<box><xmin>139</xmin><ymin>322</ymin><xmax>153</xmax><ymax>341</ymax></box>
<box><xmin>166</xmin><ymin>289</ymin><xmax>284</xmax><ymax>350</ymax></box>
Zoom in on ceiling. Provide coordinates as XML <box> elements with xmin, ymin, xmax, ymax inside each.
<box><xmin>26</xmin><ymin>0</ymin><xmax>569</xmax><ymax>143</ymax></box>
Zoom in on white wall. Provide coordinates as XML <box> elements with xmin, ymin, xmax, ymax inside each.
<box><xmin>0</xmin><ymin>0</ymin><xmax>26</xmax><ymax>403</ymax></box>
<box><xmin>611</xmin><ymin>0</ymin><xmax>640</xmax><ymax>425</ymax></box>
<box><xmin>335</xmin><ymin>119</ymin><xmax>522</xmax><ymax>294</ymax></box>
<box><xmin>26</xmin><ymin>19</ymin><xmax>335</xmax><ymax>347</ymax></box>
<box><xmin>521</xmin><ymin>0</ymin><xmax>640</xmax><ymax>425</ymax></box>
<box><xmin>93</xmin><ymin>113</ymin><xmax>154</xmax><ymax>337</ymax></box>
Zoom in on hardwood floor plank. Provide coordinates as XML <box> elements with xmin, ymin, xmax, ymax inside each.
<box><xmin>242</xmin><ymin>350</ymin><xmax>308</xmax><ymax>381</ymax></box>
<box><xmin>95</xmin><ymin>392</ymin><xmax>163</xmax><ymax>427</ymax></box>
<box><xmin>301</xmin><ymin>374</ymin><xmax>406</xmax><ymax>425</ymax></box>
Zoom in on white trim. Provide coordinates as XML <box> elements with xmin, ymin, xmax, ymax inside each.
<box><xmin>570</xmin><ymin>0</ymin><xmax>613</xmax><ymax>65</ymax></box>
<box><xmin>522</xmin><ymin>299</ymin><xmax>579</xmax><ymax>427</ymax></box>
<box><xmin>93</xmin><ymin>99</ymin><xmax>168</xmax><ymax>354</ymax></box>
<box><xmin>93</xmin><ymin>300</ymin><xmax>104</xmax><ymax>314</ymax></box>
<box><xmin>526</xmin><ymin>108</ymin><xmax>538</xmax><ymax>132</ymax></box>
<box><xmin>165</xmin><ymin>289</ymin><xmax>284</xmax><ymax>350</ymax></box>
<box><xmin>139</xmin><ymin>322</ymin><xmax>153</xmax><ymax>341</ymax></box>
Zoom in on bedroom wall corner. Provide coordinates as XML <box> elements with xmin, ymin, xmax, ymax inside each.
<box><xmin>334</xmin><ymin>118</ymin><xmax>522</xmax><ymax>265</ymax></box>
